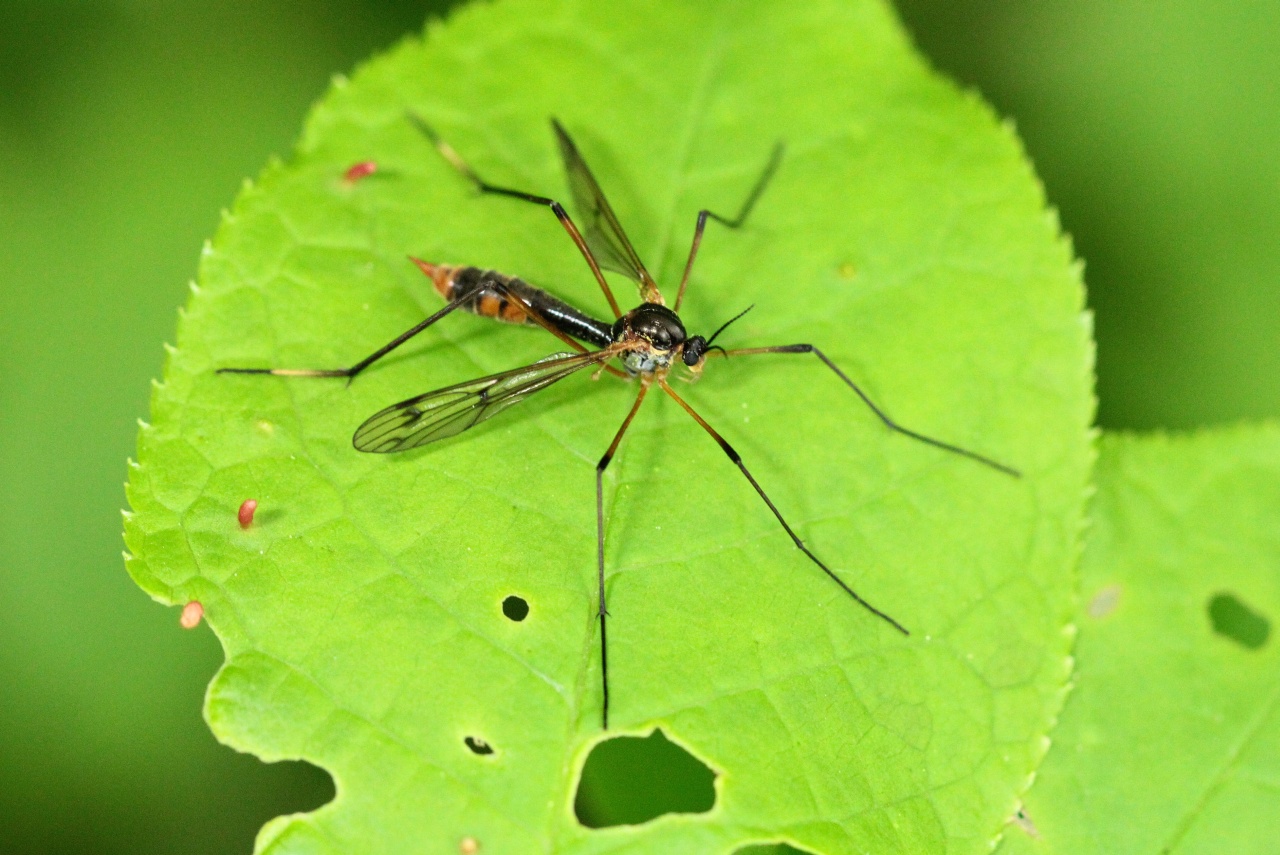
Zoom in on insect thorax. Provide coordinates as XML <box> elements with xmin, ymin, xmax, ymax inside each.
<box><xmin>613</xmin><ymin>303</ymin><xmax>687</xmax><ymax>375</ymax></box>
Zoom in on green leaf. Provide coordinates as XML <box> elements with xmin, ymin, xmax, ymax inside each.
<box><xmin>898</xmin><ymin>1</ymin><xmax>1280</xmax><ymax>431</ymax></box>
<box><xmin>123</xmin><ymin>0</ymin><xmax>1092</xmax><ymax>851</ymax></box>
<box><xmin>995</xmin><ymin>426</ymin><xmax>1280</xmax><ymax>855</ymax></box>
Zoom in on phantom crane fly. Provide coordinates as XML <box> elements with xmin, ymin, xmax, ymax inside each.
<box><xmin>221</xmin><ymin>115</ymin><xmax>1019</xmax><ymax>729</ymax></box>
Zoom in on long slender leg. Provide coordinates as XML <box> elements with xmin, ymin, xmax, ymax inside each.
<box><xmin>217</xmin><ymin>292</ymin><xmax>476</xmax><ymax>382</ymax></box>
<box><xmin>717</xmin><ymin>345</ymin><xmax>1021</xmax><ymax>477</ymax></box>
<box><xmin>218</xmin><ymin>275</ymin><xmax>630</xmax><ymax>382</ymax></box>
<box><xmin>674</xmin><ymin>141</ymin><xmax>785</xmax><ymax>312</ymax></box>
<box><xmin>409</xmin><ymin>113</ymin><xmax>623</xmax><ymax>319</ymax></box>
<box><xmin>595</xmin><ymin>380</ymin><xmax>650</xmax><ymax>729</ymax></box>
<box><xmin>659</xmin><ymin>379</ymin><xmax>908</xmax><ymax>635</ymax></box>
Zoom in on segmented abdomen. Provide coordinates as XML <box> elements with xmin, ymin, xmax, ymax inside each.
<box><xmin>416</xmin><ymin>262</ymin><xmax>533</xmax><ymax>325</ymax></box>
<box><xmin>410</xmin><ymin>258</ymin><xmax>614</xmax><ymax>348</ymax></box>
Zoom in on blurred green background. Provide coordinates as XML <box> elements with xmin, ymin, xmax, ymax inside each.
<box><xmin>1</xmin><ymin>1</ymin><xmax>1276</xmax><ymax>852</ymax></box>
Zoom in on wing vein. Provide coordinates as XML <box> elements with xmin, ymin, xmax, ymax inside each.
<box><xmin>353</xmin><ymin>349</ymin><xmax>618</xmax><ymax>453</ymax></box>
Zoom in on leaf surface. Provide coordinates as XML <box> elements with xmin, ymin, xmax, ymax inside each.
<box><xmin>123</xmin><ymin>0</ymin><xmax>1092</xmax><ymax>851</ymax></box>
<box><xmin>995</xmin><ymin>426</ymin><xmax>1280</xmax><ymax>855</ymax></box>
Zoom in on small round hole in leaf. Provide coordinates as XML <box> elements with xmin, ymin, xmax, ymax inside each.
<box><xmin>464</xmin><ymin>736</ymin><xmax>494</xmax><ymax>755</ymax></box>
<box><xmin>1208</xmin><ymin>592</ymin><xmax>1270</xmax><ymax>649</ymax></box>
<box><xmin>574</xmin><ymin>728</ymin><xmax>715</xmax><ymax>828</ymax></box>
<box><xmin>502</xmin><ymin>595</ymin><xmax>529</xmax><ymax>622</ymax></box>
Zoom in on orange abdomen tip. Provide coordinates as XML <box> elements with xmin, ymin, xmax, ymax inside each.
<box><xmin>410</xmin><ymin>257</ymin><xmax>460</xmax><ymax>300</ymax></box>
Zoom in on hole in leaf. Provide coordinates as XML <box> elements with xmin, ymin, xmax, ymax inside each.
<box><xmin>733</xmin><ymin>846</ymin><xmax>818</xmax><ymax>855</ymax></box>
<box><xmin>574</xmin><ymin>729</ymin><xmax>715</xmax><ymax>828</ymax></box>
<box><xmin>464</xmin><ymin>736</ymin><xmax>494</xmax><ymax>755</ymax></box>
<box><xmin>234</xmin><ymin>759</ymin><xmax>334</xmax><ymax>849</ymax></box>
<box><xmin>502</xmin><ymin>595</ymin><xmax>529</xmax><ymax>622</ymax></box>
<box><xmin>1208</xmin><ymin>592</ymin><xmax>1270</xmax><ymax>649</ymax></box>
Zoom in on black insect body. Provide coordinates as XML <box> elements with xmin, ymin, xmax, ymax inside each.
<box><xmin>611</xmin><ymin>304</ymin><xmax>686</xmax><ymax>373</ymax></box>
<box><xmin>221</xmin><ymin>115</ymin><xmax>1019</xmax><ymax>729</ymax></box>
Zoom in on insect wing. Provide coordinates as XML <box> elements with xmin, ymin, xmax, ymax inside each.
<box><xmin>353</xmin><ymin>350</ymin><xmax>609</xmax><ymax>453</ymax></box>
<box><xmin>552</xmin><ymin>120</ymin><xmax>655</xmax><ymax>287</ymax></box>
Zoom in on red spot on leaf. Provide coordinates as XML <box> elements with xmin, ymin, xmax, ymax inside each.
<box><xmin>238</xmin><ymin>499</ymin><xmax>258</xmax><ymax>528</ymax></box>
<box><xmin>343</xmin><ymin>160</ymin><xmax>377</xmax><ymax>183</ymax></box>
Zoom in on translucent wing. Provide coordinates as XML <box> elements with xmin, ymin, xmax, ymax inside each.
<box><xmin>552</xmin><ymin>119</ymin><xmax>656</xmax><ymax>290</ymax></box>
<box><xmin>353</xmin><ymin>349</ymin><xmax>612</xmax><ymax>453</ymax></box>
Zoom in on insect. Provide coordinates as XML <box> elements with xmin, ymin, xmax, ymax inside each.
<box><xmin>221</xmin><ymin>115</ymin><xmax>1019</xmax><ymax>729</ymax></box>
